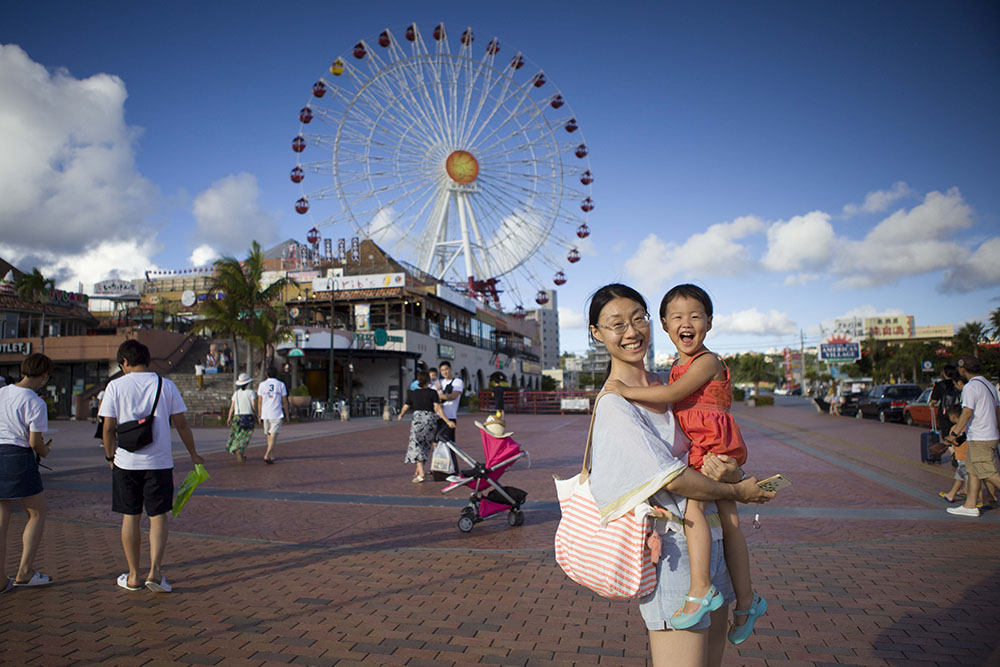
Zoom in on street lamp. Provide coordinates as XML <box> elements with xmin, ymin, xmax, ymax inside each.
<box><xmin>328</xmin><ymin>279</ymin><xmax>337</xmax><ymax>406</ymax></box>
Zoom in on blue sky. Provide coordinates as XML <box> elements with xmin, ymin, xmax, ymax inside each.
<box><xmin>1</xmin><ymin>1</ymin><xmax>998</xmax><ymax>359</ymax></box>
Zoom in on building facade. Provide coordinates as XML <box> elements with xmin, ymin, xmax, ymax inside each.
<box><xmin>525</xmin><ymin>289</ymin><xmax>560</xmax><ymax>371</ymax></box>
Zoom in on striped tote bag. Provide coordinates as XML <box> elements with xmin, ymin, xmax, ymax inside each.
<box><xmin>553</xmin><ymin>393</ymin><xmax>656</xmax><ymax>600</ymax></box>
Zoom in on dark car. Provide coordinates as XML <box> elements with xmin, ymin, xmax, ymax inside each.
<box><xmin>857</xmin><ymin>384</ymin><xmax>924</xmax><ymax>423</ymax></box>
<box><xmin>839</xmin><ymin>392</ymin><xmax>865</xmax><ymax>417</ymax></box>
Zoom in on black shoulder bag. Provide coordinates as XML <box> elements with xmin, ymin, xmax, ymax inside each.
<box><xmin>116</xmin><ymin>376</ymin><xmax>163</xmax><ymax>453</ymax></box>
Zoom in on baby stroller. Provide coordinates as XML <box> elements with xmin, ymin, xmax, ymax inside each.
<box><xmin>437</xmin><ymin>422</ymin><xmax>528</xmax><ymax>532</ymax></box>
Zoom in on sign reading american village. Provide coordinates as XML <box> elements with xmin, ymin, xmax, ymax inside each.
<box><xmin>819</xmin><ymin>336</ymin><xmax>861</xmax><ymax>363</ymax></box>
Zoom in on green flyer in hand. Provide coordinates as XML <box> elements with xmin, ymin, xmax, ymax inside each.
<box><xmin>172</xmin><ymin>464</ymin><xmax>210</xmax><ymax>517</ymax></box>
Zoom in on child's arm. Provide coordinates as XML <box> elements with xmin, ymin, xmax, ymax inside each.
<box><xmin>606</xmin><ymin>354</ymin><xmax>723</xmax><ymax>404</ymax></box>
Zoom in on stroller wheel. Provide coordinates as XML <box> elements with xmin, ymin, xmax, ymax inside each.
<box><xmin>460</xmin><ymin>506</ymin><xmax>476</xmax><ymax>519</ymax></box>
<box><xmin>507</xmin><ymin>510</ymin><xmax>525</xmax><ymax>527</ymax></box>
<box><xmin>458</xmin><ymin>516</ymin><xmax>475</xmax><ymax>533</ymax></box>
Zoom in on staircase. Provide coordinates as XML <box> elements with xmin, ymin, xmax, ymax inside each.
<box><xmin>161</xmin><ymin>337</ymin><xmax>239</xmax><ymax>416</ymax></box>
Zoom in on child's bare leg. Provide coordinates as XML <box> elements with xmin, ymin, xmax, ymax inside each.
<box><xmin>941</xmin><ymin>479</ymin><xmax>963</xmax><ymax>502</ymax></box>
<box><xmin>717</xmin><ymin>498</ymin><xmax>753</xmax><ymax>624</ymax></box>
<box><xmin>680</xmin><ymin>498</ymin><xmax>713</xmax><ymax>615</ymax></box>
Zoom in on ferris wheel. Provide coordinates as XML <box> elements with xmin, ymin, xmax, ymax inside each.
<box><xmin>290</xmin><ymin>22</ymin><xmax>593</xmax><ymax>310</ymax></box>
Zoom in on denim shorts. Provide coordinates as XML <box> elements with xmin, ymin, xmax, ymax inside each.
<box><xmin>638</xmin><ymin>531</ymin><xmax>736</xmax><ymax>631</ymax></box>
<box><xmin>0</xmin><ymin>444</ymin><xmax>44</xmax><ymax>500</ymax></box>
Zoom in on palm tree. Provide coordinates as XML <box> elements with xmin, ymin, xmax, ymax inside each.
<box><xmin>246</xmin><ymin>309</ymin><xmax>293</xmax><ymax>379</ymax></box>
<box><xmin>988</xmin><ymin>307</ymin><xmax>1000</xmax><ymax>341</ymax></box>
<box><xmin>14</xmin><ymin>268</ymin><xmax>55</xmax><ymax>353</ymax></box>
<box><xmin>738</xmin><ymin>354</ymin><xmax>776</xmax><ymax>395</ymax></box>
<box><xmin>198</xmin><ymin>241</ymin><xmax>290</xmax><ymax>382</ymax></box>
<box><xmin>953</xmin><ymin>321</ymin><xmax>987</xmax><ymax>358</ymax></box>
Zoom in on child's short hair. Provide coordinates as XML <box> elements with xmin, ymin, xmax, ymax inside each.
<box><xmin>947</xmin><ymin>405</ymin><xmax>963</xmax><ymax>420</ymax></box>
<box><xmin>660</xmin><ymin>284</ymin><xmax>713</xmax><ymax>320</ymax></box>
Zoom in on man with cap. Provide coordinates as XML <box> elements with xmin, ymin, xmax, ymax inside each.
<box><xmin>947</xmin><ymin>355</ymin><xmax>1000</xmax><ymax>517</ymax></box>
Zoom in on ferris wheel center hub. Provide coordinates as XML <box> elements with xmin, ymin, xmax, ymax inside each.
<box><xmin>445</xmin><ymin>150</ymin><xmax>479</xmax><ymax>184</ymax></box>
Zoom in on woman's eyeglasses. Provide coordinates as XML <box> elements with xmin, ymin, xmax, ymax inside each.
<box><xmin>595</xmin><ymin>313</ymin><xmax>651</xmax><ymax>336</ymax></box>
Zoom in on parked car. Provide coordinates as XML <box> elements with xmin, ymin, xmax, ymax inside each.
<box><xmin>857</xmin><ymin>384</ymin><xmax>924</xmax><ymax>423</ymax></box>
<box><xmin>903</xmin><ymin>387</ymin><xmax>935</xmax><ymax>427</ymax></box>
<box><xmin>839</xmin><ymin>392</ymin><xmax>866</xmax><ymax>417</ymax></box>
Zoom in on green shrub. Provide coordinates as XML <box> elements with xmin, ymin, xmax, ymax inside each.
<box><xmin>754</xmin><ymin>395</ymin><xmax>774</xmax><ymax>406</ymax></box>
<box><xmin>291</xmin><ymin>384</ymin><xmax>311</xmax><ymax>397</ymax></box>
<box><xmin>466</xmin><ymin>394</ymin><xmax>480</xmax><ymax>413</ymax></box>
<box><xmin>732</xmin><ymin>388</ymin><xmax>746</xmax><ymax>402</ymax></box>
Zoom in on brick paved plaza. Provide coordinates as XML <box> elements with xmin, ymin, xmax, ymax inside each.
<box><xmin>2</xmin><ymin>399</ymin><xmax>999</xmax><ymax>666</ymax></box>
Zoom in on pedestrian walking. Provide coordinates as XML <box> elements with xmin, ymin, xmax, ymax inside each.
<box><xmin>100</xmin><ymin>340</ymin><xmax>203</xmax><ymax>593</ymax></box>
<box><xmin>226</xmin><ymin>373</ymin><xmax>257</xmax><ymax>463</ymax></box>
<box><xmin>0</xmin><ymin>353</ymin><xmax>54</xmax><ymax>592</ymax></box>
<box><xmin>947</xmin><ymin>355</ymin><xmax>1000</xmax><ymax>517</ymax></box>
<box><xmin>257</xmin><ymin>368</ymin><xmax>289</xmax><ymax>464</ymax></box>
<box><xmin>398</xmin><ymin>370</ymin><xmax>454</xmax><ymax>482</ymax></box>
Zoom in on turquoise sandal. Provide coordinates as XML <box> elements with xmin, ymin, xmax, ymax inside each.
<box><xmin>671</xmin><ymin>585</ymin><xmax>723</xmax><ymax>629</ymax></box>
<box><xmin>728</xmin><ymin>593</ymin><xmax>767</xmax><ymax>644</ymax></box>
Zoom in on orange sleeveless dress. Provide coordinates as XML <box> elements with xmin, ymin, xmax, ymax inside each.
<box><xmin>669</xmin><ymin>350</ymin><xmax>748</xmax><ymax>470</ymax></box>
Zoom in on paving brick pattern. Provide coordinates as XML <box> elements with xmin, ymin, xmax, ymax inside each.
<box><xmin>2</xmin><ymin>401</ymin><xmax>999</xmax><ymax>665</ymax></box>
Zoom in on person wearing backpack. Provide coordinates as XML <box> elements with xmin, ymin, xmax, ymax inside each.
<box><xmin>100</xmin><ymin>340</ymin><xmax>203</xmax><ymax>592</ymax></box>
<box><xmin>947</xmin><ymin>355</ymin><xmax>1000</xmax><ymax>518</ymax></box>
<box><xmin>930</xmin><ymin>365</ymin><xmax>960</xmax><ymax>435</ymax></box>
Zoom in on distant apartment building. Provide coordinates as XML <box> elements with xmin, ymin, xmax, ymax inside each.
<box><xmin>526</xmin><ymin>289</ymin><xmax>561</xmax><ymax>370</ymax></box>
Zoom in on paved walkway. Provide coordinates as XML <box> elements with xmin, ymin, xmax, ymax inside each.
<box><xmin>2</xmin><ymin>399</ymin><xmax>999</xmax><ymax>665</ymax></box>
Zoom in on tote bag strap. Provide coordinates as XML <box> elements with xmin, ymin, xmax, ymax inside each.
<box><xmin>581</xmin><ymin>390</ymin><xmax>618</xmax><ymax>479</ymax></box>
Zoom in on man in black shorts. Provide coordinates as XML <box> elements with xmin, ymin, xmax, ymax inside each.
<box><xmin>100</xmin><ymin>340</ymin><xmax>203</xmax><ymax>593</ymax></box>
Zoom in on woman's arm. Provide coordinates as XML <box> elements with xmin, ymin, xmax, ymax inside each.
<box><xmin>397</xmin><ymin>404</ymin><xmax>410</xmax><ymax>420</ymax></box>
<box><xmin>434</xmin><ymin>402</ymin><xmax>455</xmax><ymax>428</ymax></box>
<box><xmin>607</xmin><ymin>354</ymin><xmax>722</xmax><ymax>404</ymax></box>
<box><xmin>227</xmin><ymin>396</ymin><xmax>236</xmax><ymax>424</ymax></box>
<box><xmin>29</xmin><ymin>431</ymin><xmax>50</xmax><ymax>458</ymax></box>
<box><xmin>665</xmin><ymin>467</ymin><xmax>773</xmax><ymax>504</ymax></box>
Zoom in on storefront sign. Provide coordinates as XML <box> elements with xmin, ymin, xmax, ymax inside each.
<box><xmin>435</xmin><ymin>284</ymin><xmax>479</xmax><ymax>313</ymax></box>
<box><xmin>93</xmin><ymin>279</ymin><xmax>140</xmax><ymax>297</ymax></box>
<box><xmin>288</xmin><ymin>270</ymin><xmax>320</xmax><ymax>283</ymax></box>
<box><xmin>819</xmin><ymin>342</ymin><xmax>861</xmax><ymax>363</ymax></box>
<box><xmin>312</xmin><ymin>273</ymin><xmax>404</xmax><ymax>292</ymax></box>
<box><xmin>354</xmin><ymin>304</ymin><xmax>370</xmax><ymax>331</ymax></box>
<box><xmin>0</xmin><ymin>341</ymin><xmax>32</xmax><ymax>355</ymax></box>
<box><xmin>437</xmin><ymin>343</ymin><xmax>456</xmax><ymax>360</ymax></box>
<box><xmin>355</xmin><ymin>331</ymin><xmax>403</xmax><ymax>346</ymax></box>
<box><xmin>521</xmin><ymin>360</ymin><xmax>541</xmax><ymax>375</ymax></box>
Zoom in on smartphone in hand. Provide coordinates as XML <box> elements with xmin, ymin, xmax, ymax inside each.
<box><xmin>757</xmin><ymin>474</ymin><xmax>791</xmax><ymax>493</ymax></box>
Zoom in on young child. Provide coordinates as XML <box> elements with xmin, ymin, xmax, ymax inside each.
<box><xmin>939</xmin><ymin>406</ymin><xmax>969</xmax><ymax>503</ymax></box>
<box><xmin>606</xmin><ymin>283</ymin><xmax>765</xmax><ymax>644</ymax></box>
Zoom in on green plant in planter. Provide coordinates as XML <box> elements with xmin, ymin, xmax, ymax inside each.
<box><xmin>291</xmin><ymin>384</ymin><xmax>311</xmax><ymax>397</ymax></box>
<box><xmin>467</xmin><ymin>394</ymin><xmax>480</xmax><ymax>413</ymax></box>
<box><xmin>732</xmin><ymin>388</ymin><xmax>746</xmax><ymax>402</ymax></box>
<box><xmin>754</xmin><ymin>395</ymin><xmax>774</xmax><ymax>406</ymax></box>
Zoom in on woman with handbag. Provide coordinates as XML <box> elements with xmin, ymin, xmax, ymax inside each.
<box><xmin>586</xmin><ymin>284</ymin><xmax>772</xmax><ymax>667</ymax></box>
<box><xmin>226</xmin><ymin>373</ymin><xmax>257</xmax><ymax>463</ymax></box>
<box><xmin>0</xmin><ymin>353</ymin><xmax>54</xmax><ymax>591</ymax></box>
<box><xmin>398</xmin><ymin>370</ymin><xmax>455</xmax><ymax>483</ymax></box>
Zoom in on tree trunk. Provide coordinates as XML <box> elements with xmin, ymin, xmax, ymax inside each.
<box><xmin>231</xmin><ymin>335</ymin><xmax>240</xmax><ymax>384</ymax></box>
<box><xmin>39</xmin><ymin>312</ymin><xmax>46</xmax><ymax>354</ymax></box>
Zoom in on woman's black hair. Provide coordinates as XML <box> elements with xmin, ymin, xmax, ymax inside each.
<box><xmin>659</xmin><ymin>283</ymin><xmax>713</xmax><ymax>320</ymax></box>
<box><xmin>587</xmin><ymin>283</ymin><xmax>648</xmax><ymax>381</ymax></box>
<box><xmin>416</xmin><ymin>370</ymin><xmax>430</xmax><ymax>387</ymax></box>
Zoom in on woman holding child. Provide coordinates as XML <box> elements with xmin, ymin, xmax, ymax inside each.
<box><xmin>586</xmin><ymin>283</ymin><xmax>773</xmax><ymax>666</ymax></box>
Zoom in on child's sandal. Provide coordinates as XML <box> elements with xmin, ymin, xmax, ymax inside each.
<box><xmin>671</xmin><ymin>585</ymin><xmax>723</xmax><ymax>629</ymax></box>
<box><xmin>727</xmin><ymin>593</ymin><xmax>767</xmax><ymax>645</ymax></box>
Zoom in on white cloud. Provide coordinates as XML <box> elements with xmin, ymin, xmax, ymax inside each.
<box><xmin>558</xmin><ymin>307</ymin><xmax>586</xmax><ymax>329</ymax></box>
<box><xmin>832</xmin><ymin>188</ymin><xmax>975</xmax><ymax>288</ymax></box>
<box><xmin>0</xmin><ymin>238</ymin><xmax>162</xmax><ymax>292</ymax></box>
<box><xmin>0</xmin><ymin>44</ymin><xmax>161</xmax><ymax>287</ymax></box>
<box><xmin>783</xmin><ymin>273</ymin><xmax>820</xmax><ymax>286</ymax></box>
<box><xmin>623</xmin><ymin>216</ymin><xmax>764</xmax><ymax>293</ymax></box>
<box><xmin>842</xmin><ymin>181</ymin><xmax>913</xmax><ymax>217</ymax></box>
<box><xmin>192</xmin><ymin>173</ymin><xmax>279</xmax><ymax>253</ymax></box>
<box><xmin>761</xmin><ymin>211</ymin><xmax>835</xmax><ymax>272</ymax></box>
<box><xmin>189</xmin><ymin>244</ymin><xmax>219</xmax><ymax>267</ymax></box>
<box><xmin>940</xmin><ymin>237</ymin><xmax>1000</xmax><ymax>293</ymax></box>
<box><xmin>713</xmin><ymin>308</ymin><xmax>798</xmax><ymax>336</ymax></box>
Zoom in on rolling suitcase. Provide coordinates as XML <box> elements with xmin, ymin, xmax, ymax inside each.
<box><xmin>920</xmin><ymin>431</ymin><xmax>941</xmax><ymax>463</ymax></box>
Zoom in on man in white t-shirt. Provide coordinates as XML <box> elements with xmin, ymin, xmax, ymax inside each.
<box><xmin>100</xmin><ymin>340</ymin><xmax>203</xmax><ymax>592</ymax></box>
<box><xmin>947</xmin><ymin>355</ymin><xmax>1000</xmax><ymax>517</ymax></box>
<box><xmin>256</xmin><ymin>369</ymin><xmax>289</xmax><ymax>464</ymax></box>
